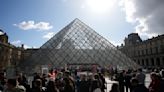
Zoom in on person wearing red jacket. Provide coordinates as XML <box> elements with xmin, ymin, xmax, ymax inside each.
<box><xmin>148</xmin><ymin>72</ymin><xmax>160</xmax><ymax>92</ymax></box>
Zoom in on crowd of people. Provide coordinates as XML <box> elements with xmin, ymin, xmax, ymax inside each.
<box><xmin>110</xmin><ymin>68</ymin><xmax>164</xmax><ymax>92</ymax></box>
<box><xmin>0</xmin><ymin>68</ymin><xmax>106</xmax><ymax>92</ymax></box>
<box><xmin>0</xmin><ymin>67</ymin><xmax>164</xmax><ymax>92</ymax></box>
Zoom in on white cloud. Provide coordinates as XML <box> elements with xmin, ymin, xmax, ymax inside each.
<box><xmin>0</xmin><ymin>31</ymin><xmax>4</xmax><ymax>35</ymax></box>
<box><xmin>11</xmin><ymin>40</ymin><xmax>21</xmax><ymax>45</ymax></box>
<box><xmin>81</xmin><ymin>4</ymin><xmax>85</xmax><ymax>9</ymax></box>
<box><xmin>11</xmin><ymin>40</ymin><xmax>34</xmax><ymax>49</ymax></box>
<box><xmin>14</xmin><ymin>21</ymin><xmax>53</xmax><ymax>31</ymax></box>
<box><xmin>120</xmin><ymin>0</ymin><xmax>164</xmax><ymax>38</ymax></box>
<box><xmin>23</xmin><ymin>45</ymin><xmax>37</xmax><ymax>49</ymax></box>
<box><xmin>43</xmin><ymin>32</ymin><xmax>55</xmax><ymax>39</ymax></box>
<box><xmin>23</xmin><ymin>44</ymin><xmax>31</xmax><ymax>49</ymax></box>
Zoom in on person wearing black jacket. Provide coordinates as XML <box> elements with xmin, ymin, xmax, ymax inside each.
<box><xmin>98</xmin><ymin>73</ymin><xmax>106</xmax><ymax>92</ymax></box>
<box><xmin>117</xmin><ymin>71</ymin><xmax>125</xmax><ymax>92</ymax></box>
<box><xmin>63</xmin><ymin>78</ymin><xmax>74</xmax><ymax>92</ymax></box>
<box><xmin>124</xmin><ymin>71</ymin><xmax>132</xmax><ymax>92</ymax></box>
<box><xmin>78</xmin><ymin>75</ymin><xmax>89</xmax><ymax>92</ymax></box>
<box><xmin>131</xmin><ymin>78</ymin><xmax>148</xmax><ymax>92</ymax></box>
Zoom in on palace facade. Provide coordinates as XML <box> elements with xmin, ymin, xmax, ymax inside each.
<box><xmin>0</xmin><ymin>29</ymin><xmax>24</xmax><ymax>72</ymax></box>
<box><xmin>118</xmin><ymin>33</ymin><xmax>164</xmax><ymax>68</ymax></box>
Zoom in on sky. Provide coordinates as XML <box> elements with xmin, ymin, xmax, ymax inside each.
<box><xmin>0</xmin><ymin>0</ymin><xmax>163</xmax><ymax>48</ymax></box>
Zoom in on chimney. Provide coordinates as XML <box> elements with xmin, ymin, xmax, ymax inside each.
<box><xmin>21</xmin><ymin>44</ymin><xmax>24</xmax><ymax>49</ymax></box>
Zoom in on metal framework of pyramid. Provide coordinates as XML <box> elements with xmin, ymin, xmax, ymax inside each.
<box><xmin>20</xmin><ymin>18</ymin><xmax>139</xmax><ymax>72</ymax></box>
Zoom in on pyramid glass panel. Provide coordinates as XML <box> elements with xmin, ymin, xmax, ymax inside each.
<box><xmin>20</xmin><ymin>18</ymin><xmax>139</xmax><ymax>72</ymax></box>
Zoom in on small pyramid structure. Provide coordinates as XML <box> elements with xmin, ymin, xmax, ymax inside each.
<box><xmin>20</xmin><ymin>18</ymin><xmax>139</xmax><ymax>72</ymax></box>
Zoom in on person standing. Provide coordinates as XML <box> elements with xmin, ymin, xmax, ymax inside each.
<box><xmin>31</xmin><ymin>79</ymin><xmax>45</xmax><ymax>92</ymax></box>
<box><xmin>148</xmin><ymin>72</ymin><xmax>160</xmax><ymax>92</ymax></box>
<box><xmin>78</xmin><ymin>75</ymin><xmax>89</xmax><ymax>92</ymax></box>
<box><xmin>159</xmin><ymin>69</ymin><xmax>164</xmax><ymax>92</ymax></box>
<box><xmin>124</xmin><ymin>70</ymin><xmax>132</xmax><ymax>92</ymax></box>
<box><xmin>136</xmin><ymin>68</ymin><xmax>145</xmax><ymax>85</ymax></box>
<box><xmin>46</xmin><ymin>81</ymin><xmax>59</xmax><ymax>92</ymax></box>
<box><xmin>98</xmin><ymin>73</ymin><xmax>106</xmax><ymax>92</ymax></box>
<box><xmin>131</xmin><ymin>78</ymin><xmax>148</xmax><ymax>92</ymax></box>
<box><xmin>63</xmin><ymin>78</ymin><xmax>74</xmax><ymax>92</ymax></box>
<box><xmin>110</xmin><ymin>83</ymin><xmax>120</xmax><ymax>92</ymax></box>
<box><xmin>117</xmin><ymin>70</ymin><xmax>125</xmax><ymax>92</ymax></box>
<box><xmin>3</xmin><ymin>79</ymin><xmax>24</xmax><ymax>92</ymax></box>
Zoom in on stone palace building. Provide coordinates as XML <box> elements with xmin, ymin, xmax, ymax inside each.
<box><xmin>118</xmin><ymin>33</ymin><xmax>164</xmax><ymax>68</ymax></box>
<box><xmin>0</xmin><ymin>30</ymin><xmax>24</xmax><ymax>72</ymax></box>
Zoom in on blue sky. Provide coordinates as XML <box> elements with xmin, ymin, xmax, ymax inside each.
<box><xmin>1</xmin><ymin>0</ymin><xmax>162</xmax><ymax>48</ymax></box>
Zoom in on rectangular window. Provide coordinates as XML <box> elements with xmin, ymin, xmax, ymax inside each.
<box><xmin>142</xmin><ymin>50</ymin><xmax>144</xmax><ymax>55</ymax></box>
<box><xmin>146</xmin><ymin>49</ymin><xmax>148</xmax><ymax>54</ymax></box>
<box><xmin>155</xmin><ymin>47</ymin><xmax>158</xmax><ymax>54</ymax></box>
<box><xmin>142</xmin><ymin>59</ymin><xmax>144</xmax><ymax>65</ymax></box>
<box><xmin>156</xmin><ymin>58</ymin><xmax>160</xmax><ymax>66</ymax></box>
<box><xmin>150</xmin><ymin>48</ymin><xmax>153</xmax><ymax>54</ymax></box>
<box><xmin>151</xmin><ymin>58</ymin><xmax>154</xmax><ymax>66</ymax></box>
<box><xmin>138</xmin><ymin>60</ymin><xmax>140</xmax><ymax>65</ymax></box>
<box><xmin>138</xmin><ymin>50</ymin><xmax>140</xmax><ymax>56</ymax></box>
<box><xmin>146</xmin><ymin>59</ymin><xmax>149</xmax><ymax>66</ymax></box>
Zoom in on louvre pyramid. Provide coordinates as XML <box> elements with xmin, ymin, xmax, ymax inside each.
<box><xmin>20</xmin><ymin>18</ymin><xmax>139</xmax><ymax>72</ymax></box>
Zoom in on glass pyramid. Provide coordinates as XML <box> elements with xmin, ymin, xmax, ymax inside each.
<box><xmin>20</xmin><ymin>18</ymin><xmax>139</xmax><ymax>72</ymax></box>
